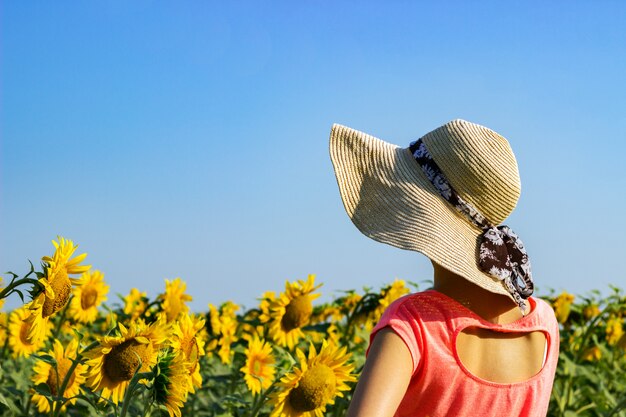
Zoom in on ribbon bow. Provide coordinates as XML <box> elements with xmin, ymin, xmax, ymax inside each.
<box><xmin>478</xmin><ymin>225</ymin><xmax>534</xmax><ymax>308</ymax></box>
<box><xmin>409</xmin><ymin>138</ymin><xmax>535</xmax><ymax>313</ymax></box>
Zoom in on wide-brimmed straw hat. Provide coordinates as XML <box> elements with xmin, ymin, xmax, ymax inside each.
<box><xmin>329</xmin><ymin>119</ymin><xmax>524</xmax><ymax>300</ymax></box>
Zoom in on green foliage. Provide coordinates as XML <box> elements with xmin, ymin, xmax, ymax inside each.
<box><xmin>544</xmin><ymin>287</ymin><xmax>626</xmax><ymax>417</ymax></box>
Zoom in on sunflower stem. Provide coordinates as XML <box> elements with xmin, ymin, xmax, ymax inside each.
<box><xmin>573</xmin><ymin>303</ymin><xmax>613</xmax><ymax>362</ymax></box>
<box><xmin>23</xmin><ymin>389</ymin><xmax>33</xmax><ymax>417</ymax></box>
<box><xmin>248</xmin><ymin>376</ymin><xmax>280</xmax><ymax>417</ymax></box>
<box><xmin>50</xmin><ymin>341</ymin><xmax>99</xmax><ymax>417</ymax></box>
<box><xmin>343</xmin><ymin>292</ymin><xmax>380</xmax><ymax>345</ymax></box>
<box><xmin>52</xmin><ymin>342</ymin><xmax>99</xmax><ymax>417</ymax></box>
<box><xmin>119</xmin><ymin>378</ymin><xmax>139</xmax><ymax>417</ymax></box>
<box><xmin>0</xmin><ymin>277</ymin><xmax>42</xmax><ymax>301</ymax></box>
<box><xmin>119</xmin><ymin>366</ymin><xmax>154</xmax><ymax>417</ymax></box>
<box><xmin>140</xmin><ymin>387</ymin><xmax>154</xmax><ymax>417</ymax></box>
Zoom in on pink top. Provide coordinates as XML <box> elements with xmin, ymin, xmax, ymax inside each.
<box><xmin>367</xmin><ymin>290</ymin><xmax>560</xmax><ymax>417</ymax></box>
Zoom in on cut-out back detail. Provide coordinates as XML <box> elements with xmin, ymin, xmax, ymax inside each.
<box><xmin>456</xmin><ymin>328</ymin><xmax>548</xmax><ymax>384</ymax></box>
<box><xmin>367</xmin><ymin>290</ymin><xmax>560</xmax><ymax>416</ymax></box>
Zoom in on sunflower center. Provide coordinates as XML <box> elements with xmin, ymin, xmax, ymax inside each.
<box><xmin>251</xmin><ymin>356</ymin><xmax>264</xmax><ymax>376</ymax></box>
<box><xmin>104</xmin><ymin>339</ymin><xmax>152</xmax><ymax>382</ymax></box>
<box><xmin>46</xmin><ymin>357</ymin><xmax>73</xmax><ymax>396</ymax></box>
<box><xmin>81</xmin><ymin>287</ymin><xmax>99</xmax><ymax>309</ymax></box>
<box><xmin>281</xmin><ymin>295</ymin><xmax>313</xmax><ymax>332</ymax></box>
<box><xmin>42</xmin><ymin>269</ymin><xmax>72</xmax><ymax>318</ymax></box>
<box><xmin>288</xmin><ymin>363</ymin><xmax>336</xmax><ymax>412</ymax></box>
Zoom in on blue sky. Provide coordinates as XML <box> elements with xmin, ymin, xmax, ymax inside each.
<box><xmin>2</xmin><ymin>1</ymin><xmax>625</xmax><ymax>312</ymax></box>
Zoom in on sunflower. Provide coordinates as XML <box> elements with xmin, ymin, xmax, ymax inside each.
<box><xmin>269</xmin><ymin>340</ymin><xmax>356</xmax><ymax>417</ymax></box>
<box><xmin>583</xmin><ymin>304</ymin><xmax>601</xmax><ymax>320</ymax></box>
<box><xmin>171</xmin><ymin>314</ymin><xmax>205</xmax><ymax>393</ymax></box>
<box><xmin>26</xmin><ymin>237</ymin><xmax>90</xmax><ymax>344</ymax></box>
<box><xmin>268</xmin><ymin>274</ymin><xmax>322</xmax><ymax>350</ymax></box>
<box><xmin>240</xmin><ymin>336</ymin><xmax>276</xmax><ymax>395</ymax></box>
<box><xmin>41</xmin><ymin>236</ymin><xmax>91</xmax><ymax>280</ymax></box>
<box><xmin>258</xmin><ymin>291</ymin><xmax>276</xmax><ymax>324</ymax></box>
<box><xmin>218</xmin><ymin>336</ymin><xmax>235</xmax><ymax>364</ymax></box>
<box><xmin>219</xmin><ymin>302</ymin><xmax>240</xmax><ymax>364</ymax></box>
<box><xmin>374</xmin><ymin>279</ymin><xmax>410</xmax><ymax>320</ymax></box>
<box><xmin>206</xmin><ymin>301</ymin><xmax>240</xmax><ymax>364</ymax></box>
<box><xmin>123</xmin><ymin>288</ymin><xmax>148</xmax><ymax>320</ymax></box>
<box><xmin>152</xmin><ymin>350</ymin><xmax>190</xmax><ymax>417</ymax></box>
<box><xmin>8</xmin><ymin>307</ymin><xmax>49</xmax><ymax>357</ymax></box>
<box><xmin>606</xmin><ymin>315</ymin><xmax>624</xmax><ymax>346</ymax></box>
<box><xmin>68</xmin><ymin>270</ymin><xmax>109</xmax><ymax>324</ymax></box>
<box><xmin>552</xmin><ymin>291</ymin><xmax>575</xmax><ymax>324</ymax></box>
<box><xmin>31</xmin><ymin>339</ymin><xmax>87</xmax><ymax>413</ymax></box>
<box><xmin>159</xmin><ymin>278</ymin><xmax>193</xmax><ymax>323</ymax></box>
<box><xmin>203</xmin><ymin>304</ymin><xmax>220</xmax><ymax>360</ymax></box>
<box><xmin>206</xmin><ymin>303</ymin><xmax>222</xmax><ymax>337</ymax></box>
<box><xmin>85</xmin><ymin>318</ymin><xmax>170</xmax><ymax>404</ymax></box>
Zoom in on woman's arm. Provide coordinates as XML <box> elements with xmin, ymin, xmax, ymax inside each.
<box><xmin>346</xmin><ymin>327</ymin><xmax>413</xmax><ymax>417</ymax></box>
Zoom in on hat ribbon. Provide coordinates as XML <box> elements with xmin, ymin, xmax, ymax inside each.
<box><xmin>408</xmin><ymin>139</ymin><xmax>534</xmax><ymax>312</ymax></box>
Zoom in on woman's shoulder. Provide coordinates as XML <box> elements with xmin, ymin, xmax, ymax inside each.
<box><xmin>530</xmin><ymin>296</ymin><xmax>560</xmax><ymax>329</ymax></box>
<box><xmin>379</xmin><ymin>290</ymin><xmax>447</xmax><ymax>320</ymax></box>
<box><xmin>383</xmin><ymin>290</ymin><xmax>433</xmax><ymax>309</ymax></box>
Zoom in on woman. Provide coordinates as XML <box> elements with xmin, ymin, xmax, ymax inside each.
<box><xmin>329</xmin><ymin>119</ymin><xmax>559</xmax><ymax>417</ymax></box>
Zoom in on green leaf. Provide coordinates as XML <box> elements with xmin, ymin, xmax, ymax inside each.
<box><xmin>4</xmin><ymin>387</ymin><xmax>21</xmax><ymax>397</ymax></box>
<box><xmin>33</xmin><ymin>354</ymin><xmax>57</xmax><ymax>366</ymax></box>
<box><xmin>0</xmin><ymin>392</ymin><xmax>20</xmax><ymax>414</ymax></box>
<box><xmin>34</xmin><ymin>383</ymin><xmax>52</xmax><ymax>397</ymax></box>
<box><xmin>221</xmin><ymin>394</ymin><xmax>250</xmax><ymax>409</ymax></box>
<box><xmin>302</xmin><ymin>323</ymin><xmax>330</xmax><ymax>333</ymax></box>
<box><xmin>72</xmin><ymin>327</ymin><xmax>85</xmax><ymax>342</ymax></box>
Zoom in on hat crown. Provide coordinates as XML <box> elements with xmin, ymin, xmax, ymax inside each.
<box><xmin>421</xmin><ymin>119</ymin><xmax>521</xmax><ymax>225</ymax></box>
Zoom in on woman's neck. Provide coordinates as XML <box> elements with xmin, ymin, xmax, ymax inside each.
<box><xmin>431</xmin><ymin>262</ymin><xmax>528</xmax><ymax>324</ymax></box>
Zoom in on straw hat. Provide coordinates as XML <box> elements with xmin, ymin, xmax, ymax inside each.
<box><xmin>329</xmin><ymin>119</ymin><xmax>523</xmax><ymax>299</ymax></box>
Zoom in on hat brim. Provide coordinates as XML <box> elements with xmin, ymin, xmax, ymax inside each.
<box><xmin>329</xmin><ymin>123</ymin><xmax>512</xmax><ymax>298</ymax></box>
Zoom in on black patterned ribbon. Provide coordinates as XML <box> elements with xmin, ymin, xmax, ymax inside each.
<box><xmin>409</xmin><ymin>139</ymin><xmax>534</xmax><ymax>312</ymax></box>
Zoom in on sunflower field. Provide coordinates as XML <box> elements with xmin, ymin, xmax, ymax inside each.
<box><xmin>0</xmin><ymin>237</ymin><xmax>625</xmax><ymax>417</ymax></box>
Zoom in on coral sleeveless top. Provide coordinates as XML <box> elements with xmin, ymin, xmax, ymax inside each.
<box><xmin>368</xmin><ymin>290</ymin><xmax>560</xmax><ymax>417</ymax></box>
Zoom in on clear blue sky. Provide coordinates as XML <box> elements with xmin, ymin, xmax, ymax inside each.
<box><xmin>2</xmin><ymin>1</ymin><xmax>625</xmax><ymax>312</ymax></box>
